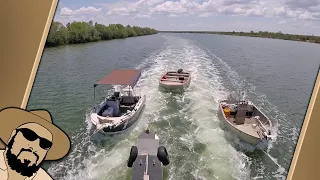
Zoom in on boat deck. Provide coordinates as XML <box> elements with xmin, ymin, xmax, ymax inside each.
<box><xmin>137</xmin><ymin>139</ymin><xmax>159</xmax><ymax>156</ymax></box>
<box><xmin>132</xmin><ymin>132</ymin><xmax>163</xmax><ymax>180</ymax></box>
<box><xmin>166</xmin><ymin>72</ymin><xmax>190</xmax><ymax>77</ymax></box>
<box><xmin>160</xmin><ymin>80</ymin><xmax>185</xmax><ymax>85</ymax></box>
<box><xmin>132</xmin><ymin>155</ymin><xmax>163</xmax><ymax>180</ymax></box>
<box><xmin>226</xmin><ymin>116</ymin><xmax>260</xmax><ymax>138</ymax></box>
<box><xmin>160</xmin><ymin>74</ymin><xmax>190</xmax><ymax>85</ymax></box>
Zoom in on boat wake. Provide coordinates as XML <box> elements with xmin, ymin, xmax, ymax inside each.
<box><xmin>47</xmin><ymin>35</ymin><xmax>288</xmax><ymax>180</ymax></box>
<box><xmin>134</xmin><ymin>37</ymin><xmax>251</xmax><ymax>179</ymax></box>
<box><xmin>192</xmin><ymin>41</ymin><xmax>290</xmax><ymax>179</ymax></box>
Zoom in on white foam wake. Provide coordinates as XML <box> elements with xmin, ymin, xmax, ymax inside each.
<box><xmin>47</xmin><ymin>35</ymin><xmax>253</xmax><ymax>180</ymax></box>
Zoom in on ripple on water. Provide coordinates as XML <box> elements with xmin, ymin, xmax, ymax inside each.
<box><xmin>35</xmin><ymin>34</ymin><xmax>312</xmax><ymax>180</ymax></box>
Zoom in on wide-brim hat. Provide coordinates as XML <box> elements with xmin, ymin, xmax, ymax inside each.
<box><xmin>0</xmin><ymin>107</ymin><xmax>70</xmax><ymax>161</ymax></box>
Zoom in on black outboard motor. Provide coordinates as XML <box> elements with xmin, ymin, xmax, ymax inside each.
<box><xmin>127</xmin><ymin>129</ymin><xmax>170</xmax><ymax>180</ymax></box>
<box><xmin>177</xmin><ymin>69</ymin><xmax>183</xmax><ymax>73</ymax></box>
<box><xmin>178</xmin><ymin>76</ymin><xmax>185</xmax><ymax>81</ymax></box>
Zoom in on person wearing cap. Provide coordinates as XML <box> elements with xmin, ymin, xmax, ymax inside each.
<box><xmin>0</xmin><ymin>107</ymin><xmax>71</xmax><ymax>180</ymax></box>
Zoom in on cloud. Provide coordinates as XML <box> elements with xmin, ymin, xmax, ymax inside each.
<box><xmin>278</xmin><ymin>20</ymin><xmax>287</xmax><ymax>24</ymax></box>
<box><xmin>199</xmin><ymin>12</ymin><xmax>213</xmax><ymax>17</ymax></box>
<box><xmin>58</xmin><ymin>0</ymin><xmax>320</xmax><ymax>21</ymax></box>
<box><xmin>222</xmin><ymin>0</ymin><xmax>254</xmax><ymax>6</ymax></box>
<box><xmin>60</xmin><ymin>6</ymin><xmax>102</xmax><ymax>17</ymax></box>
<box><xmin>106</xmin><ymin>7</ymin><xmax>139</xmax><ymax>16</ymax></box>
<box><xmin>135</xmin><ymin>14</ymin><xmax>153</xmax><ymax>18</ymax></box>
<box><xmin>271</xmin><ymin>0</ymin><xmax>320</xmax><ymax>20</ymax></box>
<box><xmin>169</xmin><ymin>14</ymin><xmax>178</xmax><ymax>17</ymax></box>
<box><xmin>105</xmin><ymin>0</ymin><xmax>163</xmax><ymax>17</ymax></box>
<box><xmin>53</xmin><ymin>5</ymin><xmax>104</xmax><ymax>25</ymax></box>
<box><xmin>54</xmin><ymin>0</ymin><xmax>320</xmax><ymax>35</ymax></box>
<box><xmin>273</xmin><ymin>6</ymin><xmax>320</xmax><ymax>21</ymax></box>
<box><xmin>285</xmin><ymin>0</ymin><xmax>320</xmax><ymax>10</ymax></box>
<box><xmin>152</xmin><ymin>1</ymin><xmax>190</xmax><ymax>14</ymax></box>
<box><xmin>101</xmin><ymin>0</ymin><xmax>270</xmax><ymax>19</ymax></box>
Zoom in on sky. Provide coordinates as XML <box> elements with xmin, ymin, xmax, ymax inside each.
<box><xmin>53</xmin><ymin>0</ymin><xmax>320</xmax><ymax>35</ymax></box>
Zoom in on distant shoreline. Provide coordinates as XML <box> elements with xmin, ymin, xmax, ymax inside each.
<box><xmin>44</xmin><ymin>34</ymin><xmax>156</xmax><ymax>48</ymax></box>
<box><xmin>45</xmin><ymin>21</ymin><xmax>158</xmax><ymax>48</ymax></box>
<box><xmin>158</xmin><ymin>31</ymin><xmax>320</xmax><ymax>44</ymax></box>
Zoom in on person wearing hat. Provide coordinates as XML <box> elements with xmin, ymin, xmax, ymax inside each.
<box><xmin>0</xmin><ymin>107</ymin><xmax>71</xmax><ymax>180</ymax></box>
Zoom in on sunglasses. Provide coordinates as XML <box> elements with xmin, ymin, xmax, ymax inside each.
<box><xmin>16</xmin><ymin>128</ymin><xmax>52</xmax><ymax>150</ymax></box>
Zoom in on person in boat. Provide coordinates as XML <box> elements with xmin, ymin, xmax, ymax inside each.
<box><xmin>105</xmin><ymin>95</ymin><xmax>120</xmax><ymax>117</ymax></box>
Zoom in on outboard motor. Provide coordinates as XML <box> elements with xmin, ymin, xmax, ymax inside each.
<box><xmin>177</xmin><ymin>69</ymin><xmax>183</xmax><ymax>73</ymax></box>
<box><xmin>127</xmin><ymin>129</ymin><xmax>170</xmax><ymax>179</ymax></box>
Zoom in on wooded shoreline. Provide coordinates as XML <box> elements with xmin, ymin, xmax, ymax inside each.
<box><xmin>45</xmin><ymin>21</ymin><xmax>158</xmax><ymax>47</ymax></box>
<box><xmin>159</xmin><ymin>31</ymin><xmax>320</xmax><ymax>44</ymax></box>
<box><xmin>46</xmin><ymin>22</ymin><xmax>320</xmax><ymax>47</ymax></box>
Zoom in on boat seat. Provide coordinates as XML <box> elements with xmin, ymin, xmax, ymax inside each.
<box><xmin>235</xmin><ymin>103</ymin><xmax>247</xmax><ymax>124</ymax></box>
<box><xmin>246</xmin><ymin>104</ymin><xmax>254</xmax><ymax>116</ymax></box>
<box><xmin>102</xmin><ymin>107</ymin><xmax>114</xmax><ymax>117</ymax></box>
<box><xmin>106</xmin><ymin>100</ymin><xmax>120</xmax><ymax>117</ymax></box>
<box><xmin>166</xmin><ymin>73</ymin><xmax>189</xmax><ymax>77</ymax></box>
<box><xmin>121</xmin><ymin>96</ymin><xmax>136</xmax><ymax>105</ymax></box>
<box><xmin>96</xmin><ymin>101</ymin><xmax>108</xmax><ymax>116</ymax></box>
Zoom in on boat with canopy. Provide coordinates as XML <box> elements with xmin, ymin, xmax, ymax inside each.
<box><xmin>89</xmin><ymin>69</ymin><xmax>146</xmax><ymax>135</ymax></box>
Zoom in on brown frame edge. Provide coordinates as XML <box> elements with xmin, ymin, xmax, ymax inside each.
<box><xmin>21</xmin><ymin>0</ymin><xmax>59</xmax><ymax>108</ymax></box>
<box><xmin>287</xmin><ymin>70</ymin><xmax>320</xmax><ymax>180</ymax></box>
<box><xmin>0</xmin><ymin>0</ymin><xmax>319</xmax><ymax>179</ymax></box>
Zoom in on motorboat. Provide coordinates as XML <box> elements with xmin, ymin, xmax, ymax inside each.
<box><xmin>89</xmin><ymin>69</ymin><xmax>146</xmax><ymax>135</ymax></box>
<box><xmin>158</xmin><ymin>69</ymin><xmax>191</xmax><ymax>92</ymax></box>
<box><xmin>218</xmin><ymin>99</ymin><xmax>275</xmax><ymax>146</ymax></box>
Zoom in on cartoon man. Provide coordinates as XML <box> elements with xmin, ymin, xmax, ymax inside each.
<box><xmin>0</xmin><ymin>107</ymin><xmax>70</xmax><ymax>180</ymax></box>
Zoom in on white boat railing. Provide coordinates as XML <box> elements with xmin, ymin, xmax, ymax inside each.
<box><xmin>97</xmin><ymin>114</ymin><xmax>127</xmax><ymax>126</ymax></box>
<box><xmin>254</xmin><ymin>116</ymin><xmax>275</xmax><ymax>140</ymax></box>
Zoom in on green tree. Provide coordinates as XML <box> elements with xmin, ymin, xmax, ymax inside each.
<box><xmin>45</xmin><ymin>21</ymin><xmax>158</xmax><ymax>47</ymax></box>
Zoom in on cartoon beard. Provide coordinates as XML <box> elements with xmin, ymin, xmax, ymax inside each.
<box><xmin>5</xmin><ymin>133</ymin><xmax>42</xmax><ymax>177</ymax></box>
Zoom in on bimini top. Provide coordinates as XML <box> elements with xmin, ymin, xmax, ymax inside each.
<box><xmin>94</xmin><ymin>69</ymin><xmax>142</xmax><ymax>88</ymax></box>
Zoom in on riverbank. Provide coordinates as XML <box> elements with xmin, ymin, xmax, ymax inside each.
<box><xmin>45</xmin><ymin>21</ymin><xmax>158</xmax><ymax>47</ymax></box>
<box><xmin>159</xmin><ymin>31</ymin><xmax>320</xmax><ymax>44</ymax></box>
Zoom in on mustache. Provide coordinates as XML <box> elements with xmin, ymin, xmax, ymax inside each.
<box><xmin>17</xmin><ymin>148</ymin><xmax>39</xmax><ymax>163</ymax></box>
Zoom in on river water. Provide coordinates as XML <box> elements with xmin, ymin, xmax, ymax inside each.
<box><xmin>27</xmin><ymin>33</ymin><xmax>320</xmax><ymax>180</ymax></box>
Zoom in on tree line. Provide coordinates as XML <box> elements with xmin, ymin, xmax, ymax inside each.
<box><xmin>46</xmin><ymin>21</ymin><xmax>158</xmax><ymax>47</ymax></box>
<box><xmin>159</xmin><ymin>31</ymin><xmax>320</xmax><ymax>44</ymax></box>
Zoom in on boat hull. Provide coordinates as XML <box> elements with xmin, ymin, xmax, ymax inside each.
<box><xmin>217</xmin><ymin>100</ymin><xmax>272</xmax><ymax>147</ymax></box>
<box><xmin>91</xmin><ymin>95</ymin><xmax>146</xmax><ymax>135</ymax></box>
<box><xmin>101</xmin><ymin>102</ymin><xmax>145</xmax><ymax>134</ymax></box>
<box><xmin>158</xmin><ymin>77</ymin><xmax>191</xmax><ymax>93</ymax></box>
<box><xmin>218</xmin><ymin>110</ymin><xmax>262</xmax><ymax>145</ymax></box>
